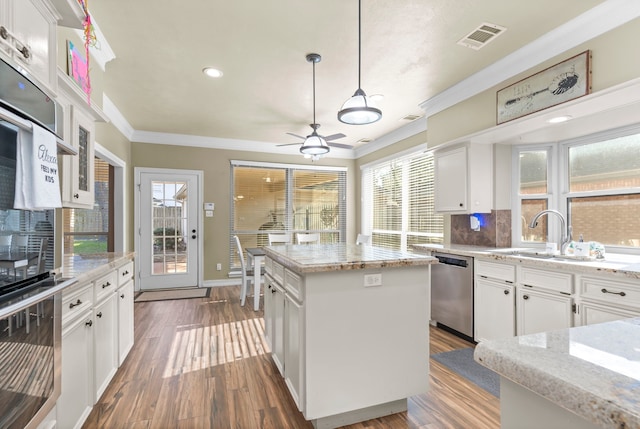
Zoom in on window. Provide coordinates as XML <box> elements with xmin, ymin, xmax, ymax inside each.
<box><xmin>514</xmin><ymin>126</ymin><xmax>640</xmax><ymax>251</ymax></box>
<box><xmin>63</xmin><ymin>157</ymin><xmax>113</xmax><ymax>254</ymax></box>
<box><xmin>361</xmin><ymin>150</ymin><xmax>443</xmax><ymax>251</ymax></box>
<box><xmin>230</xmin><ymin>161</ymin><xmax>346</xmax><ymax>270</ymax></box>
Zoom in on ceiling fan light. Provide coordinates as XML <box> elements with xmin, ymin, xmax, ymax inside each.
<box><xmin>300</xmin><ymin>135</ymin><xmax>330</xmax><ymax>156</ymax></box>
<box><xmin>338</xmin><ymin>90</ymin><xmax>382</xmax><ymax>125</ymax></box>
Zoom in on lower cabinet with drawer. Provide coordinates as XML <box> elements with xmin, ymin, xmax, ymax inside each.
<box><xmin>577</xmin><ymin>275</ymin><xmax>640</xmax><ymax>325</ymax></box>
<box><xmin>57</xmin><ymin>257</ymin><xmax>135</xmax><ymax>429</ymax></box>
<box><xmin>58</xmin><ymin>282</ymin><xmax>95</xmax><ymax>429</ymax></box>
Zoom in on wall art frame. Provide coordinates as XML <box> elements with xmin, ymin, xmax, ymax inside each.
<box><xmin>496</xmin><ymin>50</ymin><xmax>591</xmax><ymax>125</ymax></box>
<box><xmin>67</xmin><ymin>40</ymin><xmax>90</xmax><ymax>95</ymax></box>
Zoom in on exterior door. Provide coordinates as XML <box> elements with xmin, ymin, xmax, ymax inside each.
<box><xmin>136</xmin><ymin>169</ymin><xmax>201</xmax><ymax>290</ymax></box>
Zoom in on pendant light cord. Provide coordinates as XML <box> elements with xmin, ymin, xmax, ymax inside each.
<box><xmin>357</xmin><ymin>0</ymin><xmax>362</xmax><ymax>90</ymax></box>
<box><xmin>312</xmin><ymin>59</ymin><xmax>317</xmax><ymax>126</ymax></box>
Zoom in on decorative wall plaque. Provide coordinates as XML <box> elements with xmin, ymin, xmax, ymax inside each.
<box><xmin>497</xmin><ymin>50</ymin><xmax>591</xmax><ymax>124</ymax></box>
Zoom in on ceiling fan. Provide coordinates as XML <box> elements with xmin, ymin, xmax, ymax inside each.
<box><xmin>278</xmin><ymin>53</ymin><xmax>353</xmax><ymax>156</ymax></box>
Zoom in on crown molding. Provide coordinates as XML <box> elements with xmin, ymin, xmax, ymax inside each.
<box><xmin>102</xmin><ymin>94</ymin><xmax>134</xmax><ymax>139</ymax></box>
<box><xmin>418</xmin><ymin>0</ymin><xmax>640</xmax><ymax>119</ymax></box>
<box><xmin>75</xmin><ymin>18</ymin><xmax>116</xmax><ymax>71</ymax></box>
<box><xmin>354</xmin><ymin>117</ymin><xmax>427</xmax><ymax>158</ymax></box>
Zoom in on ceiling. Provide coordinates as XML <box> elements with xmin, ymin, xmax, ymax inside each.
<box><xmin>88</xmin><ymin>0</ymin><xmax>610</xmax><ymax>156</ymax></box>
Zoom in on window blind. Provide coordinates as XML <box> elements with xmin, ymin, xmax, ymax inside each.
<box><xmin>362</xmin><ymin>151</ymin><xmax>443</xmax><ymax>251</ymax></box>
<box><xmin>230</xmin><ymin>161</ymin><xmax>347</xmax><ymax>270</ymax></box>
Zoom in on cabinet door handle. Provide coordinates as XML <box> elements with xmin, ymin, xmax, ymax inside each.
<box><xmin>102</xmin><ymin>281</ymin><xmax>111</xmax><ymax>289</ymax></box>
<box><xmin>503</xmin><ymin>290</ymin><xmax>510</xmax><ymax>295</ymax></box>
<box><xmin>85</xmin><ymin>320</ymin><xmax>93</xmax><ymax>327</ymax></box>
<box><xmin>74</xmin><ymin>193</ymin><xmax>79</xmax><ymax>199</ymax></box>
<box><xmin>96</xmin><ymin>312</ymin><xmax>103</xmax><ymax>318</ymax></box>
<box><xmin>69</xmin><ymin>299</ymin><xmax>82</xmax><ymax>309</ymax></box>
<box><xmin>0</xmin><ymin>26</ymin><xmax>7</xmax><ymax>40</ymax></box>
<box><xmin>18</xmin><ymin>45</ymin><xmax>29</xmax><ymax>59</ymax></box>
<box><xmin>123</xmin><ymin>270</ymin><xmax>129</xmax><ymax>276</ymax></box>
<box><xmin>601</xmin><ymin>288</ymin><xmax>626</xmax><ymax>297</ymax></box>
<box><xmin>120</xmin><ymin>294</ymin><xmax>125</xmax><ymax>299</ymax></box>
<box><xmin>523</xmin><ymin>295</ymin><xmax>529</xmax><ymax>300</ymax></box>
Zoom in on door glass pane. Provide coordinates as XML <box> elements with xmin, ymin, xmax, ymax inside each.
<box><xmin>78</xmin><ymin>125</ymin><xmax>89</xmax><ymax>191</ymax></box>
<box><xmin>569</xmin><ymin>194</ymin><xmax>640</xmax><ymax>248</ymax></box>
<box><xmin>152</xmin><ymin>181</ymin><xmax>187</xmax><ymax>275</ymax></box>
<box><xmin>519</xmin><ymin>150</ymin><xmax>547</xmax><ymax>195</ymax></box>
<box><xmin>569</xmin><ymin>135</ymin><xmax>640</xmax><ymax>192</ymax></box>
<box><xmin>521</xmin><ymin>199</ymin><xmax>548</xmax><ymax>242</ymax></box>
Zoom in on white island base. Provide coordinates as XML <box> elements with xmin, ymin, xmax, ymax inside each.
<box><xmin>263</xmin><ymin>244</ymin><xmax>434</xmax><ymax>429</ymax></box>
<box><xmin>501</xmin><ymin>378</ymin><xmax>601</xmax><ymax>429</ymax></box>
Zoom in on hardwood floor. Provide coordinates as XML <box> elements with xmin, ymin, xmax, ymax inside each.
<box><xmin>82</xmin><ymin>286</ymin><xmax>499</xmax><ymax>429</ymax></box>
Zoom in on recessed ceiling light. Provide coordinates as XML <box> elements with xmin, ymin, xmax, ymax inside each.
<box><xmin>547</xmin><ymin>115</ymin><xmax>572</xmax><ymax>124</ymax></box>
<box><xmin>203</xmin><ymin>67</ymin><xmax>223</xmax><ymax>78</ymax></box>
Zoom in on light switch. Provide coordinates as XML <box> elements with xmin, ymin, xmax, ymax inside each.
<box><xmin>205</xmin><ymin>210</ymin><xmax>214</xmax><ymax>217</ymax></box>
<box><xmin>204</xmin><ymin>202</ymin><xmax>214</xmax><ymax>210</ymax></box>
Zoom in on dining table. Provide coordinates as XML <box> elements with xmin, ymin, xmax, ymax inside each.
<box><xmin>245</xmin><ymin>247</ymin><xmax>266</xmax><ymax>311</ymax></box>
<box><xmin>0</xmin><ymin>251</ymin><xmax>39</xmax><ymax>280</ymax></box>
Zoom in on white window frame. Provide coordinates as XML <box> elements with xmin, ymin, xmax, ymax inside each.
<box><xmin>360</xmin><ymin>145</ymin><xmax>443</xmax><ymax>251</ymax></box>
<box><xmin>513</xmin><ymin>123</ymin><xmax>640</xmax><ymax>254</ymax></box>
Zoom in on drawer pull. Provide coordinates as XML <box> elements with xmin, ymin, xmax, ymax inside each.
<box><xmin>523</xmin><ymin>294</ymin><xmax>530</xmax><ymax>300</ymax></box>
<box><xmin>69</xmin><ymin>299</ymin><xmax>82</xmax><ymax>309</ymax></box>
<box><xmin>102</xmin><ymin>281</ymin><xmax>112</xmax><ymax>289</ymax></box>
<box><xmin>601</xmin><ymin>288</ymin><xmax>626</xmax><ymax>297</ymax></box>
<box><xmin>96</xmin><ymin>311</ymin><xmax>103</xmax><ymax>318</ymax></box>
<box><xmin>123</xmin><ymin>270</ymin><xmax>129</xmax><ymax>275</ymax></box>
<box><xmin>85</xmin><ymin>320</ymin><xmax>93</xmax><ymax>327</ymax></box>
<box><xmin>503</xmin><ymin>290</ymin><xmax>510</xmax><ymax>295</ymax></box>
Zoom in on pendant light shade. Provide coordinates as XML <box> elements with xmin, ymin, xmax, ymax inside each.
<box><xmin>338</xmin><ymin>0</ymin><xmax>381</xmax><ymax>125</ymax></box>
<box><xmin>299</xmin><ymin>133</ymin><xmax>330</xmax><ymax>156</ymax></box>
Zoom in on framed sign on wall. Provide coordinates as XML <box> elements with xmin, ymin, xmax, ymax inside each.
<box><xmin>496</xmin><ymin>50</ymin><xmax>591</xmax><ymax>125</ymax></box>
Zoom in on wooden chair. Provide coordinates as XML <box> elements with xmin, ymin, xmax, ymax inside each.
<box><xmin>268</xmin><ymin>233</ymin><xmax>291</xmax><ymax>245</ymax></box>
<box><xmin>233</xmin><ymin>235</ymin><xmax>264</xmax><ymax>307</ymax></box>
<box><xmin>356</xmin><ymin>234</ymin><xmax>371</xmax><ymax>245</ymax></box>
<box><xmin>296</xmin><ymin>233</ymin><xmax>320</xmax><ymax>244</ymax></box>
<box><xmin>11</xmin><ymin>234</ymin><xmax>28</xmax><ymax>252</ymax></box>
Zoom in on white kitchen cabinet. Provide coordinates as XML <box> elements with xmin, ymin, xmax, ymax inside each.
<box><xmin>577</xmin><ymin>275</ymin><xmax>640</xmax><ymax>326</ymax></box>
<box><xmin>284</xmin><ymin>291</ymin><xmax>304</xmax><ymax>411</ymax></box>
<box><xmin>61</xmin><ymin>104</ymin><xmax>95</xmax><ymax>208</ymax></box>
<box><xmin>272</xmin><ymin>279</ymin><xmax>286</xmax><ymax>376</ymax></box>
<box><xmin>58</xmin><ymin>282</ymin><xmax>94</xmax><ymax>429</ymax></box>
<box><xmin>93</xmin><ymin>291</ymin><xmax>118</xmax><ymax>401</ymax></box>
<box><xmin>0</xmin><ymin>0</ymin><xmax>57</xmax><ymax>93</ymax></box>
<box><xmin>516</xmin><ymin>287</ymin><xmax>573</xmax><ymax>336</ymax></box>
<box><xmin>117</xmin><ymin>260</ymin><xmax>135</xmax><ymax>365</ymax></box>
<box><xmin>475</xmin><ymin>276</ymin><xmax>515</xmax><ymax>342</ymax></box>
<box><xmin>263</xmin><ymin>273</ymin><xmax>275</xmax><ymax>349</ymax></box>
<box><xmin>434</xmin><ymin>143</ymin><xmax>493</xmax><ymax>213</ymax></box>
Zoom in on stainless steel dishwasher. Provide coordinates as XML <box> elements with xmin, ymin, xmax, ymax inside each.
<box><xmin>431</xmin><ymin>252</ymin><xmax>474</xmax><ymax>341</ymax></box>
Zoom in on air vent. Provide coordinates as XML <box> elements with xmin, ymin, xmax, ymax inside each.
<box><xmin>401</xmin><ymin>114</ymin><xmax>422</xmax><ymax>121</ymax></box>
<box><xmin>357</xmin><ymin>138</ymin><xmax>372</xmax><ymax>144</ymax></box>
<box><xmin>457</xmin><ymin>22</ymin><xmax>506</xmax><ymax>50</ymax></box>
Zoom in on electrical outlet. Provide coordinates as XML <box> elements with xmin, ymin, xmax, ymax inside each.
<box><xmin>216</xmin><ymin>263</ymin><xmax>222</xmax><ymax>271</ymax></box>
<box><xmin>364</xmin><ymin>273</ymin><xmax>382</xmax><ymax>287</ymax></box>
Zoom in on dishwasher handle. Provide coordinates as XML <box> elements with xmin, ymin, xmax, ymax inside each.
<box><xmin>434</xmin><ymin>254</ymin><xmax>469</xmax><ymax>268</ymax></box>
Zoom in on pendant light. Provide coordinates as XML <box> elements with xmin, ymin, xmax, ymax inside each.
<box><xmin>337</xmin><ymin>0</ymin><xmax>382</xmax><ymax>125</ymax></box>
<box><xmin>300</xmin><ymin>53</ymin><xmax>330</xmax><ymax>157</ymax></box>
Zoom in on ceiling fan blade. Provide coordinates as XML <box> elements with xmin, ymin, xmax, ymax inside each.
<box><xmin>324</xmin><ymin>133</ymin><xmax>346</xmax><ymax>141</ymax></box>
<box><xmin>327</xmin><ymin>142</ymin><xmax>354</xmax><ymax>150</ymax></box>
<box><xmin>277</xmin><ymin>142</ymin><xmax>304</xmax><ymax>147</ymax></box>
<box><xmin>286</xmin><ymin>132</ymin><xmax>307</xmax><ymax>140</ymax></box>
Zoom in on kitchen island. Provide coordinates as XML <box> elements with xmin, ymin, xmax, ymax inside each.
<box><xmin>474</xmin><ymin>317</ymin><xmax>640</xmax><ymax>429</ymax></box>
<box><xmin>262</xmin><ymin>244</ymin><xmax>436</xmax><ymax>429</ymax></box>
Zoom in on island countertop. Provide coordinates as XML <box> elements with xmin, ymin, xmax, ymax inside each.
<box><xmin>474</xmin><ymin>317</ymin><xmax>640</xmax><ymax>429</ymax></box>
<box><xmin>262</xmin><ymin>243</ymin><xmax>437</xmax><ymax>274</ymax></box>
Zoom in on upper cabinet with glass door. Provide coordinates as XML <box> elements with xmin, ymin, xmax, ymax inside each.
<box><xmin>0</xmin><ymin>0</ymin><xmax>59</xmax><ymax>94</ymax></box>
<box><xmin>61</xmin><ymin>100</ymin><xmax>95</xmax><ymax>208</ymax></box>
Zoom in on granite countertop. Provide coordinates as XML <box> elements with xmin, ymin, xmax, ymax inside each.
<box><xmin>474</xmin><ymin>318</ymin><xmax>640</xmax><ymax>428</ymax></box>
<box><xmin>263</xmin><ymin>243</ymin><xmax>436</xmax><ymax>274</ymax></box>
<box><xmin>60</xmin><ymin>252</ymin><xmax>135</xmax><ymax>284</ymax></box>
<box><xmin>0</xmin><ymin>252</ymin><xmax>135</xmax><ymax>318</ymax></box>
<box><xmin>411</xmin><ymin>243</ymin><xmax>640</xmax><ymax>280</ymax></box>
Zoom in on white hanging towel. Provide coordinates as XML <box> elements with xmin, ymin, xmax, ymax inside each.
<box><xmin>14</xmin><ymin>123</ymin><xmax>62</xmax><ymax>210</ymax></box>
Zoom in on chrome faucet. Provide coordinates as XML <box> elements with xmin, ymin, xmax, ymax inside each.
<box><xmin>528</xmin><ymin>209</ymin><xmax>573</xmax><ymax>254</ymax></box>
